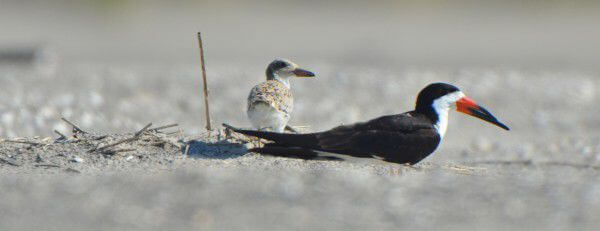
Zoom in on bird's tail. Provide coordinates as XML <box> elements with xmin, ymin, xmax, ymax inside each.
<box><xmin>247</xmin><ymin>144</ymin><xmax>341</xmax><ymax>161</ymax></box>
<box><xmin>223</xmin><ymin>123</ymin><xmax>320</xmax><ymax>149</ymax></box>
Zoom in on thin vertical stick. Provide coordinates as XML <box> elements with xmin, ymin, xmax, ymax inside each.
<box><xmin>197</xmin><ymin>32</ymin><xmax>212</xmax><ymax>131</ymax></box>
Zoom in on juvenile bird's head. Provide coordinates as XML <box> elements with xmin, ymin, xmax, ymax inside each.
<box><xmin>266</xmin><ymin>59</ymin><xmax>315</xmax><ymax>87</ymax></box>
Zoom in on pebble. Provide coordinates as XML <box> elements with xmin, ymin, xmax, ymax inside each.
<box><xmin>72</xmin><ymin>156</ymin><xmax>84</xmax><ymax>163</ymax></box>
<box><xmin>35</xmin><ymin>154</ymin><xmax>44</xmax><ymax>163</ymax></box>
<box><xmin>125</xmin><ymin>155</ymin><xmax>135</xmax><ymax>161</ymax></box>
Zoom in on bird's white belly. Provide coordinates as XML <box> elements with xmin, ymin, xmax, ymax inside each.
<box><xmin>247</xmin><ymin>103</ymin><xmax>289</xmax><ymax>132</ymax></box>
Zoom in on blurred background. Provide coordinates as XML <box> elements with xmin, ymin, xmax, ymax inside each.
<box><xmin>2</xmin><ymin>0</ymin><xmax>600</xmax><ymax>66</ymax></box>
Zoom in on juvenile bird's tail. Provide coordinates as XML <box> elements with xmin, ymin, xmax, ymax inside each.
<box><xmin>223</xmin><ymin>123</ymin><xmax>320</xmax><ymax>149</ymax></box>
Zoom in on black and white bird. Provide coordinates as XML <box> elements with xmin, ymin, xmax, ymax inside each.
<box><xmin>246</xmin><ymin>59</ymin><xmax>315</xmax><ymax>133</ymax></box>
<box><xmin>225</xmin><ymin>83</ymin><xmax>509</xmax><ymax>165</ymax></box>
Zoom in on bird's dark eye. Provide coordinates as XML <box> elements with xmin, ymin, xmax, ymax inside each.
<box><xmin>274</xmin><ymin>61</ymin><xmax>288</xmax><ymax>69</ymax></box>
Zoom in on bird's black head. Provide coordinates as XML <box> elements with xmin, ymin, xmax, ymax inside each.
<box><xmin>414</xmin><ymin>82</ymin><xmax>510</xmax><ymax>131</ymax></box>
<box><xmin>268</xmin><ymin>60</ymin><xmax>289</xmax><ymax>71</ymax></box>
<box><xmin>415</xmin><ymin>83</ymin><xmax>461</xmax><ymax>112</ymax></box>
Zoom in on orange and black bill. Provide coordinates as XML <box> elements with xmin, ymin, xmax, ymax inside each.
<box><xmin>293</xmin><ymin>68</ymin><xmax>315</xmax><ymax>77</ymax></box>
<box><xmin>456</xmin><ymin>96</ymin><xmax>510</xmax><ymax>130</ymax></box>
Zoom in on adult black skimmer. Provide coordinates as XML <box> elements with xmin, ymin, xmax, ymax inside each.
<box><xmin>226</xmin><ymin>83</ymin><xmax>509</xmax><ymax>164</ymax></box>
<box><xmin>246</xmin><ymin>59</ymin><xmax>315</xmax><ymax>133</ymax></box>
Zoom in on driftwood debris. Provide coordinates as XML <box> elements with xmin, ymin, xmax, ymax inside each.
<box><xmin>89</xmin><ymin>123</ymin><xmax>152</xmax><ymax>153</ymax></box>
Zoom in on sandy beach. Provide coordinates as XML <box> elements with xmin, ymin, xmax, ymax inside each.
<box><xmin>1</xmin><ymin>63</ymin><xmax>599</xmax><ymax>230</ymax></box>
<box><xmin>1</xmin><ymin>1</ymin><xmax>600</xmax><ymax>230</ymax></box>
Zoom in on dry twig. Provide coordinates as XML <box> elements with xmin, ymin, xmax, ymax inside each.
<box><xmin>102</xmin><ymin>148</ymin><xmax>137</xmax><ymax>155</ymax></box>
<box><xmin>197</xmin><ymin>32</ymin><xmax>212</xmax><ymax>131</ymax></box>
<box><xmin>54</xmin><ymin>130</ymin><xmax>67</xmax><ymax>140</ymax></box>
<box><xmin>89</xmin><ymin>123</ymin><xmax>152</xmax><ymax>153</ymax></box>
<box><xmin>65</xmin><ymin>168</ymin><xmax>81</xmax><ymax>174</ymax></box>
<box><xmin>149</xmin><ymin>123</ymin><xmax>179</xmax><ymax>132</ymax></box>
<box><xmin>34</xmin><ymin>164</ymin><xmax>60</xmax><ymax>168</ymax></box>
<box><xmin>61</xmin><ymin>117</ymin><xmax>88</xmax><ymax>134</ymax></box>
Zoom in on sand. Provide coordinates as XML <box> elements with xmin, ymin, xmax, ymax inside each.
<box><xmin>0</xmin><ymin>61</ymin><xmax>599</xmax><ymax>230</ymax></box>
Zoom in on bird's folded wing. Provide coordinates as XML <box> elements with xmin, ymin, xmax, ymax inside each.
<box><xmin>317</xmin><ymin>129</ymin><xmax>438</xmax><ymax>152</ymax></box>
<box><xmin>316</xmin><ymin>113</ymin><xmax>439</xmax><ymax>154</ymax></box>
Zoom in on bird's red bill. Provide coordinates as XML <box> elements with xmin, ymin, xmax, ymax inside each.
<box><xmin>456</xmin><ymin>96</ymin><xmax>478</xmax><ymax>114</ymax></box>
<box><xmin>456</xmin><ymin>96</ymin><xmax>510</xmax><ymax>130</ymax></box>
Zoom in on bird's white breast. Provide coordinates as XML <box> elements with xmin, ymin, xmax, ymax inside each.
<box><xmin>431</xmin><ymin>91</ymin><xmax>465</xmax><ymax>139</ymax></box>
<box><xmin>247</xmin><ymin>102</ymin><xmax>290</xmax><ymax>132</ymax></box>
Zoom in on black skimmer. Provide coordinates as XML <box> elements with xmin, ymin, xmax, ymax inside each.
<box><xmin>225</xmin><ymin>82</ymin><xmax>509</xmax><ymax>164</ymax></box>
<box><xmin>246</xmin><ymin>59</ymin><xmax>315</xmax><ymax>132</ymax></box>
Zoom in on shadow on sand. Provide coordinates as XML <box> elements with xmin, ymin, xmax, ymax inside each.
<box><xmin>183</xmin><ymin>140</ymin><xmax>248</xmax><ymax>159</ymax></box>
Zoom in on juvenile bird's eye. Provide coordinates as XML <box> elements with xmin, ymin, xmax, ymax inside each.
<box><xmin>275</xmin><ymin>61</ymin><xmax>288</xmax><ymax>69</ymax></box>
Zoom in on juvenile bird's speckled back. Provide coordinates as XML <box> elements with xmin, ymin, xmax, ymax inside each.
<box><xmin>247</xmin><ymin>80</ymin><xmax>293</xmax><ymax>114</ymax></box>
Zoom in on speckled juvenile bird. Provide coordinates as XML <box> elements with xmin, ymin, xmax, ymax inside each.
<box><xmin>247</xmin><ymin>59</ymin><xmax>315</xmax><ymax>132</ymax></box>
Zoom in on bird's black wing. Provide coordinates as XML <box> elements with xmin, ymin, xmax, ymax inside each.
<box><xmin>316</xmin><ymin>112</ymin><xmax>434</xmax><ymax>148</ymax></box>
<box><xmin>313</xmin><ymin>112</ymin><xmax>441</xmax><ymax>163</ymax></box>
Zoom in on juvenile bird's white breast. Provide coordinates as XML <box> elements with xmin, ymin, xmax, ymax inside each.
<box><xmin>247</xmin><ymin>80</ymin><xmax>293</xmax><ymax>132</ymax></box>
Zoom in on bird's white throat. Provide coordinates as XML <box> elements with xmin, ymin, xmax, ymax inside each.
<box><xmin>273</xmin><ymin>75</ymin><xmax>291</xmax><ymax>88</ymax></box>
<box><xmin>431</xmin><ymin>91</ymin><xmax>465</xmax><ymax>138</ymax></box>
